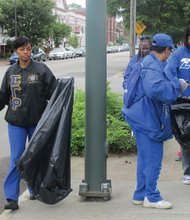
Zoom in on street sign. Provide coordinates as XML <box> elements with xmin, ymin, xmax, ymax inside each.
<box><xmin>136</xmin><ymin>21</ymin><xmax>146</xmax><ymax>35</ymax></box>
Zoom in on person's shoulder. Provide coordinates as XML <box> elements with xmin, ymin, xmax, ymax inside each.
<box><xmin>31</xmin><ymin>59</ymin><xmax>46</xmax><ymax>67</ymax></box>
<box><xmin>31</xmin><ymin>59</ymin><xmax>49</xmax><ymax>72</ymax></box>
<box><xmin>6</xmin><ymin>63</ymin><xmax>18</xmax><ymax>72</ymax></box>
<box><xmin>180</xmin><ymin>46</ymin><xmax>190</xmax><ymax>55</ymax></box>
<box><xmin>142</xmin><ymin>54</ymin><xmax>154</xmax><ymax>65</ymax></box>
<box><xmin>132</xmin><ymin>54</ymin><xmax>138</xmax><ymax>59</ymax></box>
<box><xmin>128</xmin><ymin>54</ymin><xmax>138</xmax><ymax>65</ymax></box>
<box><xmin>142</xmin><ymin>54</ymin><xmax>160</xmax><ymax>70</ymax></box>
<box><xmin>170</xmin><ymin>46</ymin><xmax>190</xmax><ymax>61</ymax></box>
<box><xmin>173</xmin><ymin>46</ymin><xmax>186</xmax><ymax>55</ymax></box>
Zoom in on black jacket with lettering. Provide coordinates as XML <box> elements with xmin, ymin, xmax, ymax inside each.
<box><xmin>0</xmin><ymin>59</ymin><xmax>57</xmax><ymax>127</ymax></box>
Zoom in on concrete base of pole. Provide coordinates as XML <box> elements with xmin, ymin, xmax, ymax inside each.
<box><xmin>79</xmin><ymin>180</ymin><xmax>112</xmax><ymax>200</ymax></box>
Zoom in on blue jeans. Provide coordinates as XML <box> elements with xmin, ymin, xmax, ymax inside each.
<box><xmin>132</xmin><ymin>129</ymin><xmax>163</xmax><ymax>202</ymax></box>
<box><xmin>3</xmin><ymin>124</ymin><xmax>36</xmax><ymax>202</ymax></box>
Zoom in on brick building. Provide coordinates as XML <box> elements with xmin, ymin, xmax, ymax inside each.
<box><xmin>53</xmin><ymin>0</ymin><xmax>86</xmax><ymax>47</ymax></box>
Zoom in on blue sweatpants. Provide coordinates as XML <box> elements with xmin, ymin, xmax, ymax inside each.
<box><xmin>132</xmin><ymin>129</ymin><xmax>163</xmax><ymax>202</ymax></box>
<box><xmin>4</xmin><ymin>124</ymin><xmax>36</xmax><ymax>202</ymax></box>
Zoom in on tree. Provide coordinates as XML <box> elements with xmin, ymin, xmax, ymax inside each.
<box><xmin>0</xmin><ymin>0</ymin><xmax>55</xmax><ymax>46</ymax></box>
<box><xmin>0</xmin><ymin>7</ymin><xmax>3</xmax><ymax>22</ymax></box>
<box><xmin>51</xmin><ymin>21</ymin><xmax>71</xmax><ymax>47</ymax></box>
<box><xmin>68</xmin><ymin>35</ymin><xmax>79</xmax><ymax>48</ymax></box>
<box><xmin>116</xmin><ymin>35</ymin><xmax>128</xmax><ymax>45</ymax></box>
<box><xmin>107</xmin><ymin>0</ymin><xmax>190</xmax><ymax>43</ymax></box>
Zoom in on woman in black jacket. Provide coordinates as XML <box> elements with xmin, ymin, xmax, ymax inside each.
<box><xmin>0</xmin><ymin>36</ymin><xmax>57</xmax><ymax>210</ymax></box>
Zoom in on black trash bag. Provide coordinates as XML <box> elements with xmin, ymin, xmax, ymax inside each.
<box><xmin>171</xmin><ymin>96</ymin><xmax>190</xmax><ymax>150</ymax></box>
<box><xmin>16</xmin><ymin>77</ymin><xmax>74</xmax><ymax>204</ymax></box>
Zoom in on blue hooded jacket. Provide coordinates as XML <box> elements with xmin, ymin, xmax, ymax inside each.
<box><xmin>122</xmin><ymin>52</ymin><xmax>181</xmax><ymax>142</ymax></box>
<box><xmin>165</xmin><ymin>46</ymin><xmax>190</xmax><ymax>96</ymax></box>
<box><xmin>123</xmin><ymin>54</ymin><xmax>143</xmax><ymax>89</ymax></box>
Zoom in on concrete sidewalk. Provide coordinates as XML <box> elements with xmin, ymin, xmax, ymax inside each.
<box><xmin>0</xmin><ymin>59</ymin><xmax>9</xmax><ymax>66</ymax></box>
<box><xmin>0</xmin><ymin>139</ymin><xmax>190</xmax><ymax>220</ymax></box>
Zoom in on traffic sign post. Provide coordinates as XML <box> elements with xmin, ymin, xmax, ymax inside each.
<box><xmin>130</xmin><ymin>0</ymin><xmax>136</xmax><ymax>58</ymax></box>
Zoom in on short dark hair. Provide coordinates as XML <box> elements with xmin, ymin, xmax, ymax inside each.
<box><xmin>140</xmin><ymin>36</ymin><xmax>151</xmax><ymax>41</ymax></box>
<box><xmin>14</xmin><ymin>36</ymin><xmax>32</xmax><ymax>49</ymax></box>
<box><xmin>151</xmin><ymin>45</ymin><xmax>167</xmax><ymax>53</ymax></box>
<box><xmin>184</xmin><ymin>26</ymin><xmax>190</xmax><ymax>47</ymax></box>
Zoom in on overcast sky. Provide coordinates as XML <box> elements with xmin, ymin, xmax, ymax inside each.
<box><xmin>66</xmin><ymin>0</ymin><xmax>86</xmax><ymax>8</ymax></box>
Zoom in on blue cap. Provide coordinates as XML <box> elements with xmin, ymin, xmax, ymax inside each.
<box><xmin>152</xmin><ymin>34</ymin><xmax>174</xmax><ymax>49</ymax></box>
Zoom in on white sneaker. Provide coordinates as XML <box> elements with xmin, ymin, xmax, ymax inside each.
<box><xmin>183</xmin><ymin>175</ymin><xmax>190</xmax><ymax>185</ymax></box>
<box><xmin>143</xmin><ymin>197</ymin><xmax>172</xmax><ymax>209</ymax></box>
<box><xmin>132</xmin><ymin>200</ymin><xmax>143</xmax><ymax>205</ymax></box>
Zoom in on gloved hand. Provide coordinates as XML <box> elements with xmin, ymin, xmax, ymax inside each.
<box><xmin>179</xmin><ymin>79</ymin><xmax>188</xmax><ymax>92</ymax></box>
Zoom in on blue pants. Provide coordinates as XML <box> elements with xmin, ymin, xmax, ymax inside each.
<box><xmin>132</xmin><ymin>129</ymin><xmax>163</xmax><ymax>202</ymax></box>
<box><xmin>4</xmin><ymin>124</ymin><xmax>36</xmax><ymax>202</ymax></box>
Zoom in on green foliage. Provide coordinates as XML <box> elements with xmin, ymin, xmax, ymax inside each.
<box><xmin>71</xmin><ymin>86</ymin><xmax>136</xmax><ymax>156</ymax></box>
<box><xmin>0</xmin><ymin>0</ymin><xmax>55</xmax><ymax>45</ymax></box>
<box><xmin>51</xmin><ymin>21</ymin><xmax>71</xmax><ymax>47</ymax></box>
<box><xmin>106</xmin><ymin>85</ymin><xmax>136</xmax><ymax>153</ymax></box>
<box><xmin>68</xmin><ymin>35</ymin><xmax>79</xmax><ymax>48</ymax></box>
<box><xmin>71</xmin><ymin>90</ymin><xmax>85</xmax><ymax>156</ymax></box>
<box><xmin>116</xmin><ymin>35</ymin><xmax>128</xmax><ymax>45</ymax></box>
<box><xmin>107</xmin><ymin>0</ymin><xmax>190</xmax><ymax>43</ymax></box>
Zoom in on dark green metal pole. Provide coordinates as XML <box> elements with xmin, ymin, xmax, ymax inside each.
<box><xmin>79</xmin><ymin>0</ymin><xmax>111</xmax><ymax>199</ymax></box>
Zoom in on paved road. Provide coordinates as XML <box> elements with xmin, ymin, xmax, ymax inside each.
<box><xmin>0</xmin><ymin>52</ymin><xmax>129</xmax><ymax>213</ymax></box>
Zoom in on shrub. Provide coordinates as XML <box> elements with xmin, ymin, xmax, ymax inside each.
<box><xmin>106</xmin><ymin>85</ymin><xmax>136</xmax><ymax>153</ymax></box>
<box><xmin>71</xmin><ymin>90</ymin><xmax>85</xmax><ymax>156</ymax></box>
<box><xmin>71</xmin><ymin>85</ymin><xmax>136</xmax><ymax>156</ymax></box>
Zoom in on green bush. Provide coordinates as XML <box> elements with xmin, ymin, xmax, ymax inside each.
<box><xmin>71</xmin><ymin>86</ymin><xmax>136</xmax><ymax>156</ymax></box>
<box><xmin>71</xmin><ymin>90</ymin><xmax>85</xmax><ymax>155</ymax></box>
<box><xmin>106</xmin><ymin>86</ymin><xmax>136</xmax><ymax>153</ymax></box>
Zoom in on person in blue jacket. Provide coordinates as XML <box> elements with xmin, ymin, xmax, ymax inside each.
<box><xmin>123</xmin><ymin>36</ymin><xmax>152</xmax><ymax>89</ymax></box>
<box><xmin>165</xmin><ymin>26</ymin><xmax>190</xmax><ymax>185</ymax></box>
<box><xmin>122</xmin><ymin>34</ymin><xmax>188</xmax><ymax>209</ymax></box>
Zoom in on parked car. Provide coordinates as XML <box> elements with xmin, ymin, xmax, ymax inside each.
<box><xmin>124</xmin><ymin>44</ymin><xmax>130</xmax><ymax>51</ymax></box>
<box><xmin>75</xmin><ymin>48</ymin><xmax>85</xmax><ymax>57</ymax></box>
<box><xmin>9</xmin><ymin>52</ymin><xmax>19</xmax><ymax>65</ymax></box>
<box><xmin>107</xmin><ymin>46</ymin><xmax>113</xmax><ymax>53</ymax></box>
<box><xmin>48</xmin><ymin>47</ymin><xmax>67</xmax><ymax>60</ymax></box>
<box><xmin>32</xmin><ymin>48</ymin><xmax>46</xmax><ymax>62</ymax></box>
<box><xmin>65</xmin><ymin>47</ymin><xmax>77</xmax><ymax>58</ymax></box>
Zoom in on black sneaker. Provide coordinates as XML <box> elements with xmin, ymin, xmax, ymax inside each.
<box><xmin>175</xmin><ymin>154</ymin><xmax>182</xmax><ymax>161</ymax></box>
<box><xmin>29</xmin><ymin>193</ymin><xmax>37</xmax><ymax>200</ymax></box>
<box><xmin>4</xmin><ymin>200</ymin><xmax>19</xmax><ymax>210</ymax></box>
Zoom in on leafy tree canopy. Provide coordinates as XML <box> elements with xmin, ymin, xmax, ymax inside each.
<box><xmin>51</xmin><ymin>21</ymin><xmax>71</xmax><ymax>47</ymax></box>
<box><xmin>68</xmin><ymin>34</ymin><xmax>79</xmax><ymax>48</ymax></box>
<box><xmin>107</xmin><ymin>0</ymin><xmax>190</xmax><ymax>43</ymax></box>
<box><xmin>0</xmin><ymin>0</ymin><xmax>55</xmax><ymax>46</ymax></box>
